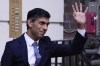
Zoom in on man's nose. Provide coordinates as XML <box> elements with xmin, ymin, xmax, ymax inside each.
<box><xmin>43</xmin><ymin>24</ymin><xmax>48</xmax><ymax>30</ymax></box>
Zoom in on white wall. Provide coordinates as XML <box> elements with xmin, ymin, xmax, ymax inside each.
<box><xmin>22</xmin><ymin>0</ymin><xmax>64</xmax><ymax>22</ymax></box>
<box><xmin>0</xmin><ymin>0</ymin><xmax>9</xmax><ymax>20</ymax></box>
<box><xmin>0</xmin><ymin>0</ymin><xmax>64</xmax><ymax>61</ymax></box>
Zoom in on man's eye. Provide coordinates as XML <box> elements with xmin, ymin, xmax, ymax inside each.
<box><xmin>39</xmin><ymin>21</ymin><xmax>49</xmax><ymax>26</ymax></box>
<box><xmin>40</xmin><ymin>22</ymin><xmax>45</xmax><ymax>25</ymax></box>
<box><xmin>47</xmin><ymin>23</ymin><xmax>49</xmax><ymax>26</ymax></box>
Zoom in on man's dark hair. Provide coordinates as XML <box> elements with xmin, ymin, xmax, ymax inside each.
<box><xmin>26</xmin><ymin>8</ymin><xmax>50</xmax><ymax>29</ymax></box>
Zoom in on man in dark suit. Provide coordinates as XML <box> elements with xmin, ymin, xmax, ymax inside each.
<box><xmin>1</xmin><ymin>3</ymin><xmax>88</xmax><ymax>66</ymax></box>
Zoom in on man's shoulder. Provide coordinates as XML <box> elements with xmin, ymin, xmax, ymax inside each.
<box><xmin>6</xmin><ymin>34</ymin><xmax>25</xmax><ymax>46</ymax></box>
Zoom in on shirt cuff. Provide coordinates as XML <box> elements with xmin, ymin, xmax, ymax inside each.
<box><xmin>77</xmin><ymin>29</ymin><xmax>86</xmax><ymax>37</ymax></box>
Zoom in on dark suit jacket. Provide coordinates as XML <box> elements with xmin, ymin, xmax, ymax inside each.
<box><xmin>1</xmin><ymin>32</ymin><xmax>87</xmax><ymax>66</ymax></box>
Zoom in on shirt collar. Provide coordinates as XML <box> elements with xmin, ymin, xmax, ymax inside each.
<box><xmin>24</xmin><ymin>33</ymin><xmax>39</xmax><ymax>46</ymax></box>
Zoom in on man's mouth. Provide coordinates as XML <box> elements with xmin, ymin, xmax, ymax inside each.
<box><xmin>39</xmin><ymin>31</ymin><xmax>46</xmax><ymax>35</ymax></box>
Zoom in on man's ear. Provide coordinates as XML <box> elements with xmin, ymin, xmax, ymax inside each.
<box><xmin>27</xmin><ymin>19</ymin><xmax>33</xmax><ymax>28</ymax></box>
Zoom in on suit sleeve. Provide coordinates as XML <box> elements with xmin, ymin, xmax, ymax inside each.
<box><xmin>1</xmin><ymin>42</ymin><xmax>14</xmax><ymax>66</ymax></box>
<box><xmin>70</xmin><ymin>31</ymin><xmax>87</xmax><ymax>54</ymax></box>
<box><xmin>50</xmin><ymin>31</ymin><xmax>87</xmax><ymax>57</ymax></box>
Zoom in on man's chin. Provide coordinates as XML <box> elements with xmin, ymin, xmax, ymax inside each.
<box><xmin>38</xmin><ymin>35</ymin><xmax>44</xmax><ymax>38</ymax></box>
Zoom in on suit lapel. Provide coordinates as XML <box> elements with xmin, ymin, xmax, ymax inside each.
<box><xmin>18</xmin><ymin>34</ymin><xmax>29</xmax><ymax>66</ymax></box>
<box><xmin>39</xmin><ymin>39</ymin><xmax>45</xmax><ymax>56</ymax></box>
<box><xmin>38</xmin><ymin>37</ymin><xmax>51</xmax><ymax>66</ymax></box>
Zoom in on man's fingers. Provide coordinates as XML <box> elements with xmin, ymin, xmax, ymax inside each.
<box><xmin>75</xmin><ymin>2</ymin><xmax>79</xmax><ymax>12</ymax></box>
<box><xmin>84</xmin><ymin>7</ymin><xmax>88</xmax><ymax>13</ymax></box>
<box><xmin>72</xmin><ymin>5</ymin><xmax>76</xmax><ymax>13</ymax></box>
<box><xmin>72</xmin><ymin>2</ymin><xmax>88</xmax><ymax>13</ymax></box>
<box><xmin>80</xmin><ymin>3</ymin><xmax>82</xmax><ymax>12</ymax></box>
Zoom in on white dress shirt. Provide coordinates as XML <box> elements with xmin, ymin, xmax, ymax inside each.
<box><xmin>24</xmin><ymin>33</ymin><xmax>39</xmax><ymax>66</ymax></box>
<box><xmin>77</xmin><ymin>29</ymin><xmax>86</xmax><ymax>37</ymax></box>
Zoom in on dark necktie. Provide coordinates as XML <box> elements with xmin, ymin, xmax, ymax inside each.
<box><xmin>32</xmin><ymin>42</ymin><xmax>41</xmax><ymax>66</ymax></box>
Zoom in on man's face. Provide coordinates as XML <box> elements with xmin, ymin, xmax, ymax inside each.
<box><xmin>29</xmin><ymin>17</ymin><xmax>49</xmax><ymax>39</ymax></box>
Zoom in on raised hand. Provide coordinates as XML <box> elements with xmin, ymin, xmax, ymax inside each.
<box><xmin>72</xmin><ymin>3</ymin><xmax>88</xmax><ymax>29</ymax></box>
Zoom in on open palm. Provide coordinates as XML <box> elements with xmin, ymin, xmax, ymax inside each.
<box><xmin>72</xmin><ymin>3</ymin><xmax>88</xmax><ymax>25</ymax></box>
<box><xmin>73</xmin><ymin>12</ymin><xmax>86</xmax><ymax>24</ymax></box>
